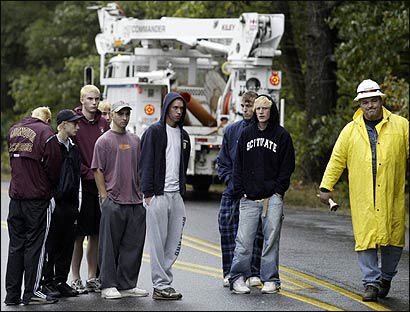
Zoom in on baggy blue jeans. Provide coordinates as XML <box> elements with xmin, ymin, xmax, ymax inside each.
<box><xmin>357</xmin><ymin>245</ymin><xmax>403</xmax><ymax>288</ymax></box>
<box><xmin>229</xmin><ymin>195</ymin><xmax>284</xmax><ymax>288</ymax></box>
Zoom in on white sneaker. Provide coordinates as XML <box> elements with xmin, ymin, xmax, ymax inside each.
<box><xmin>101</xmin><ymin>287</ymin><xmax>122</xmax><ymax>299</ymax></box>
<box><xmin>231</xmin><ymin>276</ymin><xmax>250</xmax><ymax>294</ymax></box>
<box><xmin>246</xmin><ymin>276</ymin><xmax>262</xmax><ymax>287</ymax></box>
<box><xmin>261</xmin><ymin>282</ymin><xmax>280</xmax><ymax>294</ymax></box>
<box><xmin>119</xmin><ymin>287</ymin><xmax>149</xmax><ymax>297</ymax></box>
<box><xmin>223</xmin><ymin>274</ymin><xmax>230</xmax><ymax>287</ymax></box>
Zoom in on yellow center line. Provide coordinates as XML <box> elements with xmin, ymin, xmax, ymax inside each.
<box><xmin>1</xmin><ymin>220</ymin><xmax>391</xmax><ymax>311</ymax></box>
<box><xmin>279</xmin><ymin>290</ymin><xmax>344</xmax><ymax>311</ymax></box>
<box><xmin>182</xmin><ymin>234</ymin><xmax>221</xmax><ymax>251</ymax></box>
<box><xmin>279</xmin><ymin>266</ymin><xmax>391</xmax><ymax>311</ymax></box>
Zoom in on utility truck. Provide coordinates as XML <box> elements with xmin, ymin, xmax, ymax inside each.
<box><xmin>88</xmin><ymin>2</ymin><xmax>284</xmax><ymax>192</ymax></box>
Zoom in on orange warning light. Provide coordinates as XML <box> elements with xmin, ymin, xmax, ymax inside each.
<box><xmin>144</xmin><ymin>104</ymin><xmax>155</xmax><ymax>115</ymax></box>
<box><xmin>270</xmin><ymin>72</ymin><xmax>280</xmax><ymax>86</ymax></box>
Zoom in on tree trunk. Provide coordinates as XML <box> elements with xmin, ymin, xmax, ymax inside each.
<box><xmin>304</xmin><ymin>1</ymin><xmax>337</xmax><ymax>181</ymax></box>
<box><xmin>276</xmin><ymin>1</ymin><xmax>305</xmax><ymax>111</ymax></box>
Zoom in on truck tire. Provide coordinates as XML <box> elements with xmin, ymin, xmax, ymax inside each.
<box><xmin>192</xmin><ymin>176</ymin><xmax>212</xmax><ymax>193</ymax></box>
<box><xmin>192</xmin><ymin>182</ymin><xmax>211</xmax><ymax>193</ymax></box>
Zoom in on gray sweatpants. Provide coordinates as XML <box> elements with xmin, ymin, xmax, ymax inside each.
<box><xmin>98</xmin><ymin>198</ymin><xmax>146</xmax><ymax>290</ymax></box>
<box><xmin>145</xmin><ymin>192</ymin><xmax>186</xmax><ymax>290</ymax></box>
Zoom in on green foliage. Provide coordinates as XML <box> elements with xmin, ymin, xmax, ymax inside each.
<box><xmin>328</xmin><ymin>1</ymin><xmax>409</xmax><ymax>118</ymax></box>
<box><xmin>284</xmin><ymin>107</ymin><xmax>308</xmax><ymax>180</ymax></box>
<box><xmin>284</xmin><ymin>1</ymin><xmax>409</xmax><ymax>186</ymax></box>
<box><xmin>118</xmin><ymin>1</ymin><xmax>274</xmax><ymax>19</ymax></box>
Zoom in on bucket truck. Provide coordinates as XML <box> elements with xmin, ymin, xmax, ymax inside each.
<box><xmin>88</xmin><ymin>2</ymin><xmax>284</xmax><ymax>192</ymax></box>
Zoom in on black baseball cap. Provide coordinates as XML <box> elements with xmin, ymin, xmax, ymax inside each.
<box><xmin>57</xmin><ymin>109</ymin><xmax>83</xmax><ymax>125</ymax></box>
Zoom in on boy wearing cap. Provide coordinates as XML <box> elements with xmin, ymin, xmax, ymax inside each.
<box><xmin>319</xmin><ymin>79</ymin><xmax>409</xmax><ymax>302</ymax></box>
<box><xmin>92</xmin><ymin>101</ymin><xmax>148</xmax><ymax>300</ymax></box>
<box><xmin>229</xmin><ymin>94</ymin><xmax>295</xmax><ymax>295</ymax></box>
<box><xmin>41</xmin><ymin>110</ymin><xmax>83</xmax><ymax>298</ymax></box>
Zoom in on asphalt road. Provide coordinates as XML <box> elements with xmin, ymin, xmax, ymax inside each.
<box><xmin>1</xmin><ymin>181</ymin><xmax>409</xmax><ymax>311</ymax></box>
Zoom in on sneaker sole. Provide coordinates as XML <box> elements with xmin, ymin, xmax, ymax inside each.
<box><xmin>23</xmin><ymin>299</ymin><xmax>58</xmax><ymax>305</ymax></box>
<box><xmin>232</xmin><ymin>289</ymin><xmax>250</xmax><ymax>294</ymax></box>
<box><xmin>261</xmin><ymin>289</ymin><xmax>280</xmax><ymax>294</ymax></box>
<box><xmin>120</xmin><ymin>293</ymin><xmax>149</xmax><ymax>298</ymax></box>
<box><xmin>152</xmin><ymin>293</ymin><xmax>183</xmax><ymax>300</ymax></box>
<box><xmin>102</xmin><ymin>295</ymin><xmax>122</xmax><ymax>300</ymax></box>
<box><xmin>5</xmin><ymin>302</ymin><xmax>22</xmax><ymax>306</ymax></box>
<box><xmin>152</xmin><ymin>294</ymin><xmax>182</xmax><ymax>300</ymax></box>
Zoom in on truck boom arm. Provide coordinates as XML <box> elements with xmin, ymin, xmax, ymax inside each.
<box><xmin>91</xmin><ymin>3</ymin><xmax>284</xmax><ymax>61</ymax></box>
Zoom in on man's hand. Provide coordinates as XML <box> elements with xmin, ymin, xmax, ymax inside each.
<box><xmin>145</xmin><ymin>197</ymin><xmax>152</xmax><ymax>205</ymax></box>
<box><xmin>319</xmin><ymin>190</ymin><xmax>331</xmax><ymax>205</ymax></box>
<box><xmin>318</xmin><ymin>191</ymin><xmax>339</xmax><ymax>212</ymax></box>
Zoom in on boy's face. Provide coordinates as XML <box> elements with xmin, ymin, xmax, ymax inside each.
<box><xmin>62</xmin><ymin>121</ymin><xmax>80</xmax><ymax>137</ymax></box>
<box><xmin>255</xmin><ymin>103</ymin><xmax>271</xmax><ymax>123</ymax></box>
<box><xmin>241</xmin><ymin>97</ymin><xmax>255</xmax><ymax>120</ymax></box>
<box><xmin>111</xmin><ymin>108</ymin><xmax>131</xmax><ymax>129</ymax></box>
<box><xmin>166</xmin><ymin>99</ymin><xmax>184</xmax><ymax>125</ymax></box>
<box><xmin>81</xmin><ymin>91</ymin><xmax>100</xmax><ymax>115</ymax></box>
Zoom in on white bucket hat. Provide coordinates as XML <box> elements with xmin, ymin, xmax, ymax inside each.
<box><xmin>354</xmin><ymin>79</ymin><xmax>386</xmax><ymax>101</ymax></box>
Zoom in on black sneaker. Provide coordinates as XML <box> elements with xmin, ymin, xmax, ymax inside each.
<box><xmin>41</xmin><ymin>284</ymin><xmax>61</xmax><ymax>298</ymax></box>
<box><xmin>55</xmin><ymin>282</ymin><xmax>79</xmax><ymax>297</ymax></box>
<box><xmin>22</xmin><ymin>292</ymin><xmax>58</xmax><ymax>305</ymax></box>
<box><xmin>152</xmin><ymin>287</ymin><xmax>183</xmax><ymax>300</ymax></box>
<box><xmin>4</xmin><ymin>298</ymin><xmax>22</xmax><ymax>306</ymax></box>
<box><xmin>378</xmin><ymin>279</ymin><xmax>391</xmax><ymax>298</ymax></box>
<box><xmin>362</xmin><ymin>285</ymin><xmax>378</xmax><ymax>302</ymax></box>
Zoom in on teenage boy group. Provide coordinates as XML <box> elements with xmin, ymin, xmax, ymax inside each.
<box><xmin>4</xmin><ymin>78</ymin><xmax>408</xmax><ymax>306</ymax></box>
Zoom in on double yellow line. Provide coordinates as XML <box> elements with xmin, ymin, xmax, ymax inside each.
<box><xmin>178</xmin><ymin>234</ymin><xmax>391</xmax><ymax>311</ymax></box>
<box><xmin>1</xmin><ymin>221</ymin><xmax>390</xmax><ymax>310</ymax></box>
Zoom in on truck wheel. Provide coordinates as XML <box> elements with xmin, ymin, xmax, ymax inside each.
<box><xmin>192</xmin><ymin>182</ymin><xmax>211</xmax><ymax>193</ymax></box>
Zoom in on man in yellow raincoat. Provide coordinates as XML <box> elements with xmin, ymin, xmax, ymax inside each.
<box><xmin>319</xmin><ymin>79</ymin><xmax>409</xmax><ymax>302</ymax></box>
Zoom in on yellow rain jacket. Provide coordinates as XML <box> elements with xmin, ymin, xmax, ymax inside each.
<box><xmin>320</xmin><ymin>106</ymin><xmax>409</xmax><ymax>251</ymax></box>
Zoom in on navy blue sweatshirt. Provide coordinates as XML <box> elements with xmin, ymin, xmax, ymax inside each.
<box><xmin>233</xmin><ymin>96</ymin><xmax>295</xmax><ymax>200</ymax></box>
<box><xmin>139</xmin><ymin>92</ymin><xmax>191</xmax><ymax>197</ymax></box>
<box><xmin>217</xmin><ymin>118</ymin><xmax>252</xmax><ymax>196</ymax></box>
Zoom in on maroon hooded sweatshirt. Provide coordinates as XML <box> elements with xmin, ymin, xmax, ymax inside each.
<box><xmin>72</xmin><ymin>106</ymin><xmax>110</xmax><ymax>194</ymax></box>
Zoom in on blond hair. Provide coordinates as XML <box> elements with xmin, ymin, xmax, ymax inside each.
<box><xmin>253</xmin><ymin>95</ymin><xmax>273</xmax><ymax>111</ymax></box>
<box><xmin>31</xmin><ymin>106</ymin><xmax>52</xmax><ymax>123</ymax></box>
<box><xmin>98</xmin><ymin>100</ymin><xmax>111</xmax><ymax>112</ymax></box>
<box><xmin>80</xmin><ymin>85</ymin><xmax>100</xmax><ymax>101</ymax></box>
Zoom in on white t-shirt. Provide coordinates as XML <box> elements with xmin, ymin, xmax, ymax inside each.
<box><xmin>164</xmin><ymin>124</ymin><xmax>181</xmax><ymax>192</ymax></box>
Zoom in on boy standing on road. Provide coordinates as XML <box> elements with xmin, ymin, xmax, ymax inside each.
<box><xmin>41</xmin><ymin>110</ymin><xmax>83</xmax><ymax>298</ymax></box>
<box><xmin>92</xmin><ymin>101</ymin><xmax>148</xmax><ymax>300</ymax></box>
<box><xmin>139</xmin><ymin>92</ymin><xmax>191</xmax><ymax>300</ymax></box>
<box><xmin>217</xmin><ymin>91</ymin><xmax>264</xmax><ymax>288</ymax></box>
<box><xmin>5</xmin><ymin>106</ymin><xmax>62</xmax><ymax>305</ymax></box>
<box><xmin>71</xmin><ymin>85</ymin><xmax>110</xmax><ymax>294</ymax></box>
<box><xmin>229</xmin><ymin>95</ymin><xmax>295</xmax><ymax>295</ymax></box>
